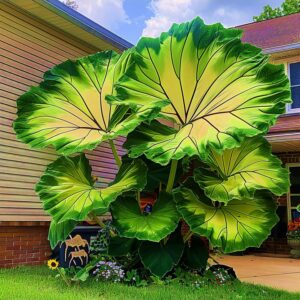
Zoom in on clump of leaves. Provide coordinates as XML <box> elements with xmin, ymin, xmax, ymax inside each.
<box><xmin>15</xmin><ymin>16</ymin><xmax>291</xmax><ymax>282</ymax></box>
<box><xmin>124</xmin><ymin>269</ymin><xmax>148</xmax><ymax>287</ymax></box>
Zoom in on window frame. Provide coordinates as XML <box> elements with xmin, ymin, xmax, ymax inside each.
<box><xmin>286</xmin><ymin>163</ymin><xmax>300</xmax><ymax>222</ymax></box>
<box><xmin>287</xmin><ymin>62</ymin><xmax>300</xmax><ymax>113</ymax></box>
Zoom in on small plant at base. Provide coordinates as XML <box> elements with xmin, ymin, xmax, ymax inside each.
<box><xmin>47</xmin><ymin>259</ymin><xmax>71</xmax><ymax>287</ymax></box>
<box><xmin>211</xmin><ymin>269</ymin><xmax>235</xmax><ymax>285</ymax></box>
<box><xmin>124</xmin><ymin>269</ymin><xmax>148</xmax><ymax>287</ymax></box>
<box><xmin>93</xmin><ymin>260</ymin><xmax>125</xmax><ymax>283</ymax></box>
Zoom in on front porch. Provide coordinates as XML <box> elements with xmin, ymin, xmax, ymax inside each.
<box><xmin>263</xmin><ymin>126</ymin><xmax>300</xmax><ymax>255</ymax></box>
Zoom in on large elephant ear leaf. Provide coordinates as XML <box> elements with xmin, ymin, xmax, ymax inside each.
<box><xmin>108</xmin><ymin>237</ymin><xmax>139</xmax><ymax>257</ymax></box>
<box><xmin>183</xmin><ymin>236</ymin><xmax>209</xmax><ymax>271</ymax></box>
<box><xmin>111</xmin><ymin>192</ymin><xmax>180</xmax><ymax>242</ymax></box>
<box><xmin>48</xmin><ymin>219</ymin><xmax>78</xmax><ymax>249</ymax></box>
<box><xmin>36</xmin><ymin>154</ymin><xmax>147</xmax><ymax>223</ymax></box>
<box><xmin>174</xmin><ymin>187</ymin><xmax>279</xmax><ymax>253</ymax></box>
<box><xmin>111</xmin><ymin>17</ymin><xmax>290</xmax><ymax>165</ymax></box>
<box><xmin>138</xmin><ymin>230</ymin><xmax>184</xmax><ymax>277</ymax></box>
<box><xmin>194</xmin><ymin>137</ymin><xmax>289</xmax><ymax>203</ymax></box>
<box><xmin>14</xmin><ymin>50</ymin><xmax>166</xmax><ymax>155</ymax></box>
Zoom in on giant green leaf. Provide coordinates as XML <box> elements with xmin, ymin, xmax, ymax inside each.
<box><xmin>111</xmin><ymin>17</ymin><xmax>290</xmax><ymax>165</ymax></box>
<box><xmin>14</xmin><ymin>50</ymin><xmax>167</xmax><ymax>155</ymax></box>
<box><xmin>183</xmin><ymin>236</ymin><xmax>209</xmax><ymax>271</ymax></box>
<box><xmin>138</xmin><ymin>231</ymin><xmax>184</xmax><ymax>277</ymax></box>
<box><xmin>108</xmin><ymin>237</ymin><xmax>139</xmax><ymax>257</ymax></box>
<box><xmin>36</xmin><ymin>154</ymin><xmax>147</xmax><ymax>223</ymax></box>
<box><xmin>48</xmin><ymin>219</ymin><xmax>78</xmax><ymax>249</ymax></box>
<box><xmin>111</xmin><ymin>192</ymin><xmax>180</xmax><ymax>242</ymax></box>
<box><xmin>174</xmin><ymin>186</ymin><xmax>279</xmax><ymax>253</ymax></box>
<box><xmin>194</xmin><ymin>137</ymin><xmax>289</xmax><ymax>203</ymax></box>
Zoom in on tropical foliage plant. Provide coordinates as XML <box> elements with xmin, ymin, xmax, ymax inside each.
<box><xmin>14</xmin><ymin>17</ymin><xmax>291</xmax><ymax>278</ymax></box>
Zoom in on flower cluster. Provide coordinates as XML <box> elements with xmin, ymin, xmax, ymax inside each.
<box><xmin>212</xmin><ymin>268</ymin><xmax>234</xmax><ymax>285</ymax></box>
<box><xmin>93</xmin><ymin>260</ymin><xmax>125</xmax><ymax>283</ymax></box>
<box><xmin>287</xmin><ymin>221</ymin><xmax>300</xmax><ymax>239</ymax></box>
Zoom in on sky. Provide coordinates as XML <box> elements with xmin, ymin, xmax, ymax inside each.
<box><xmin>68</xmin><ymin>0</ymin><xmax>284</xmax><ymax>44</ymax></box>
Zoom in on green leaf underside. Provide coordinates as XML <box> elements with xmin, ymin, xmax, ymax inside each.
<box><xmin>111</xmin><ymin>192</ymin><xmax>180</xmax><ymax>242</ymax></box>
<box><xmin>174</xmin><ymin>187</ymin><xmax>279</xmax><ymax>253</ymax></box>
<box><xmin>36</xmin><ymin>154</ymin><xmax>147</xmax><ymax>223</ymax></box>
<box><xmin>14</xmin><ymin>50</ymin><xmax>167</xmax><ymax>155</ymax></box>
<box><xmin>113</xmin><ymin>17</ymin><xmax>290</xmax><ymax>165</ymax></box>
<box><xmin>183</xmin><ymin>236</ymin><xmax>209</xmax><ymax>270</ymax></box>
<box><xmin>73</xmin><ymin>257</ymin><xmax>102</xmax><ymax>282</ymax></box>
<box><xmin>194</xmin><ymin>137</ymin><xmax>289</xmax><ymax>203</ymax></box>
<box><xmin>108</xmin><ymin>237</ymin><xmax>138</xmax><ymax>256</ymax></box>
<box><xmin>139</xmin><ymin>232</ymin><xmax>184</xmax><ymax>277</ymax></box>
<box><xmin>48</xmin><ymin>219</ymin><xmax>77</xmax><ymax>249</ymax></box>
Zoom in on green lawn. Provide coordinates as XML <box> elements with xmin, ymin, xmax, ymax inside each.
<box><xmin>0</xmin><ymin>266</ymin><xmax>299</xmax><ymax>300</ymax></box>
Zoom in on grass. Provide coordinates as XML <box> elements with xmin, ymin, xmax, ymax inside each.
<box><xmin>0</xmin><ymin>266</ymin><xmax>299</xmax><ymax>300</ymax></box>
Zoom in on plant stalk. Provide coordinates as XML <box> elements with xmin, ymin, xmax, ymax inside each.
<box><xmin>183</xmin><ymin>230</ymin><xmax>193</xmax><ymax>243</ymax></box>
<box><xmin>57</xmin><ymin>268</ymin><xmax>71</xmax><ymax>287</ymax></box>
<box><xmin>109</xmin><ymin>139</ymin><xmax>122</xmax><ymax>168</ymax></box>
<box><xmin>166</xmin><ymin>160</ymin><xmax>178</xmax><ymax>193</ymax></box>
<box><xmin>89</xmin><ymin>213</ymin><xmax>116</xmax><ymax>237</ymax></box>
<box><xmin>137</xmin><ymin>190</ymin><xmax>140</xmax><ymax>203</ymax></box>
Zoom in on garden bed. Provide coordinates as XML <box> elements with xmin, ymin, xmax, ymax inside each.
<box><xmin>0</xmin><ymin>266</ymin><xmax>299</xmax><ymax>300</ymax></box>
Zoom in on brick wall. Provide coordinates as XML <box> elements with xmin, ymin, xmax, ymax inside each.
<box><xmin>277</xmin><ymin>151</ymin><xmax>300</xmax><ymax>164</ymax></box>
<box><xmin>0</xmin><ymin>222</ymin><xmax>51</xmax><ymax>268</ymax></box>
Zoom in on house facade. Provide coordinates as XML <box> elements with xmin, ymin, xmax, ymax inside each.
<box><xmin>0</xmin><ymin>0</ymin><xmax>130</xmax><ymax>268</ymax></box>
<box><xmin>0</xmin><ymin>1</ymin><xmax>299</xmax><ymax>267</ymax></box>
<box><xmin>238</xmin><ymin>13</ymin><xmax>300</xmax><ymax>254</ymax></box>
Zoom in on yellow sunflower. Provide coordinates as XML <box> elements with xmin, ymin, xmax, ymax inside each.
<box><xmin>47</xmin><ymin>259</ymin><xmax>59</xmax><ymax>270</ymax></box>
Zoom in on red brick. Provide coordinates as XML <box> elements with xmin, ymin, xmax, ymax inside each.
<box><xmin>0</xmin><ymin>223</ymin><xmax>50</xmax><ymax>268</ymax></box>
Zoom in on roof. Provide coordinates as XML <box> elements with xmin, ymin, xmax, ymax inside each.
<box><xmin>7</xmin><ymin>0</ymin><xmax>133</xmax><ymax>52</ymax></box>
<box><xmin>236</xmin><ymin>13</ymin><xmax>300</xmax><ymax>53</ymax></box>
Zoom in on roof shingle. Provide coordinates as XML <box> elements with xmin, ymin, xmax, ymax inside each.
<box><xmin>236</xmin><ymin>13</ymin><xmax>300</xmax><ymax>50</ymax></box>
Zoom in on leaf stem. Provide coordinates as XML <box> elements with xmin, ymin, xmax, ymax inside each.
<box><xmin>166</xmin><ymin>160</ymin><xmax>178</xmax><ymax>193</ymax></box>
<box><xmin>183</xmin><ymin>230</ymin><xmax>193</xmax><ymax>243</ymax></box>
<box><xmin>109</xmin><ymin>140</ymin><xmax>122</xmax><ymax>168</ymax></box>
<box><xmin>137</xmin><ymin>190</ymin><xmax>140</xmax><ymax>203</ymax></box>
<box><xmin>57</xmin><ymin>268</ymin><xmax>71</xmax><ymax>287</ymax></box>
<box><xmin>89</xmin><ymin>213</ymin><xmax>116</xmax><ymax>237</ymax></box>
<box><xmin>89</xmin><ymin>212</ymin><xmax>105</xmax><ymax>227</ymax></box>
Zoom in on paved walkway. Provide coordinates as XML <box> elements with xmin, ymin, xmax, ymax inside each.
<box><xmin>217</xmin><ymin>255</ymin><xmax>300</xmax><ymax>292</ymax></box>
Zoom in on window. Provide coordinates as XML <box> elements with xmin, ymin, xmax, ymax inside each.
<box><xmin>288</xmin><ymin>62</ymin><xmax>300</xmax><ymax>112</ymax></box>
<box><xmin>287</xmin><ymin>165</ymin><xmax>300</xmax><ymax>222</ymax></box>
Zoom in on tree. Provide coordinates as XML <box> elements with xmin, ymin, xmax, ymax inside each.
<box><xmin>14</xmin><ymin>17</ymin><xmax>291</xmax><ymax>278</ymax></box>
<box><xmin>254</xmin><ymin>0</ymin><xmax>300</xmax><ymax>21</ymax></box>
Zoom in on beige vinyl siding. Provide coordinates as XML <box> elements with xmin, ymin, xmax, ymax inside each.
<box><xmin>0</xmin><ymin>3</ymin><xmax>125</xmax><ymax>221</ymax></box>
